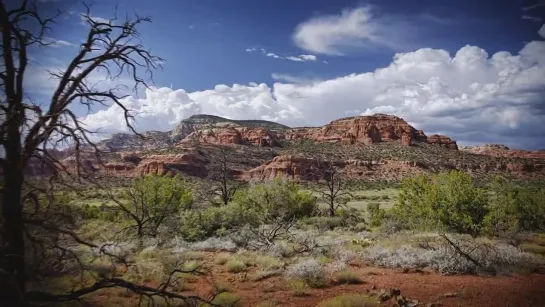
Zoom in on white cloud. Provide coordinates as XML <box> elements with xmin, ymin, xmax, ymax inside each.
<box><xmin>247</xmin><ymin>48</ymin><xmax>319</xmax><ymax>62</ymax></box>
<box><xmin>539</xmin><ymin>24</ymin><xmax>545</xmax><ymax>38</ymax></box>
<box><xmin>42</xmin><ymin>37</ymin><xmax>76</xmax><ymax>48</ymax></box>
<box><xmin>522</xmin><ymin>15</ymin><xmax>542</xmax><ymax>23</ymax></box>
<box><xmin>81</xmin><ymin>33</ymin><xmax>545</xmax><ymax>149</ymax></box>
<box><xmin>523</xmin><ymin>0</ymin><xmax>545</xmax><ymax>11</ymax></box>
<box><xmin>79</xmin><ymin>14</ymin><xmax>111</xmax><ymax>26</ymax></box>
<box><xmin>293</xmin><ymin>6</ymin><xmax>415</xmax><ymax>55</ymax></box>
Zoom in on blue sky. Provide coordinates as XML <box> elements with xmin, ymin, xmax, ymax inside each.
<box><xmin>42</xmin><ymin>0</ymin><xmax>544</xmax><ymax>91</ymax></box>
<box><xmin>27</xmin><ymin>0</ymin><xmax>545</xmax><ymax>149</ymax></box>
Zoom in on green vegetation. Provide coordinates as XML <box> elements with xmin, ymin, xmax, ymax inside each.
<box><xmin>318</xmin><ymin>294</ymin><xmax>379</xmax><ymax>307</ymax></box>
<box><xmin>30</xmin><ymin>171</ymin><xmax>545</xmax><ymax>306</ymax></box>
<box><xmin>391</xmin><ymin>171</ymin><xmax>545</xmax><ymax>236</ymax></box>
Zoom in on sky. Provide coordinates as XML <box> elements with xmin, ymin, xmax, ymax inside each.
<box><xmin>24</xmin><ymin>0</ymin><xmax>545</xmax><ymax>149</ymax></box>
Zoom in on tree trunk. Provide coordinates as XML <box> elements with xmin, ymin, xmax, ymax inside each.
<box><xmin>1</xmin><ymin>132</ymin><xmax>25</xmax><ymax>302</ymax></box>
<box><xmin>329</xmin><ymin>203</ymin><xmax>335</xmax><ymax>217</ymax></box>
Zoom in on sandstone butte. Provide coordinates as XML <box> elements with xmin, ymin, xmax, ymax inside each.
<box><xmin>178</xmin><ymin>114</ymin><xmax>458</xmax><ymax>149</ymax></box>
<box><xmin>10</xmin><ymin>113</ymin><xmax>545</xmax><ymax>180</ymax></box>
<box><xmin>277</xmin><ymin>114</ymin><xmax>456</xmax><ymax>149</ymax></box>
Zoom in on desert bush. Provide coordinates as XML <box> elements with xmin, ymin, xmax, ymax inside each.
<box><xmin>250</xmin><ymin>269</ymin><xmax>283</xmax><ymax>281</ymax></box>
<box><xmin>484</xmin><ymin>177</ymin><xmax>545</xmax><ymax>235</ymax></box>
<box><xmin>288</xmin><ymin>279</ymin><xmax>309</xmax><ymax>296</ymax></box>
<box><xmin>255</xmin><ymin>255</ymin><xmax>283</xmax><ymax>270</ymax></box>
<box><xmin>232</xmin><ymin>178</ymin><xmax>318</xmax><ymax>225</ymax></box>
<box><xmin>392</xmin><ymin>171</ymin><xmax>488</xmax><ymax>236</ymax></box>
<box><xmin>209</xmin><ymin>292</ymin><xmax>243</xmax><ymax>307</ymax></box>
<box><xmin>213</xmin><ymin>281</ymin><xmax>233</xmax><ymax>293</ymax></box>
<box><xmin>363</xmin><ymin>237</ymin><xmax>542</xmax><ymax>275</ymax></box>
<box><xmin>189</xmin><ymin>237</ymin><xmax>237</xmax><ymax>251</ymax></box>
<box><xmin>305</xmin><ymin>216</ymin><xmax>345</xmax><ymax>231</ymax></box>
<box><xmin>225</xmin><ymin>259</ymin><xmax>247</xmax><ymax>273</ymax></box>
<box><xmin>179</xmin><ymin>206</ymin><xmax>233</xmax><ymax>241</ymax></box>
<box><xmin>256</xmin><ymin>300</ymin><xmax>280</xmax><ymax>307</ymax></box>
<box><xmin>335</xmin><ymin>270</ymin><xmax>362</xmax><ymax>284</ymax></box>
<box><xmin>367</xmin><ymin>203</ymin><xmax>387</xmax><ymax>227</ymax></box>
<box><xmin>286</xmin><ymin>258</ymin><xmax>327</xmax><ymax>288</ymax></box>
<box><xmin>318</xmin><ymin>294</ymin><xmax>378</xmax><ymax>307</ymax></box>
<box><xmin>215</xmin><ymin>253</ymin><xmax>232</xmax><ymax>265</ymax></box>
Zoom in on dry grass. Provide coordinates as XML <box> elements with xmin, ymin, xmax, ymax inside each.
<box><xmin>318</xmin><ymin>294</ymin><xmax>379</xmax><ymax>307</ymax></box>
<box><xmin>335</xmin><ymin>270</ymin><xmax>363</xmax><ymax>284</ymax></box>
<box><xmin>225</xmin><ymin>259</ymin><xmax>247</xmax><ymax>273</ymax></box>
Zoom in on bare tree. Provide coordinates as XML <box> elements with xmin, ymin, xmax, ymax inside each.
<box><xmin>306</xmin><ymin>158</ymin><xmax>352</xmax><ymax>217</ymax></box>
<box><xmin>207</xmin><ymin>147</ymin><xmax>245</xmax><ymax>206</ymax></box>
<box><xmin>0</xmin><ymin>1</ymin><xmax>213</xmax><ymax>304</ymax></box>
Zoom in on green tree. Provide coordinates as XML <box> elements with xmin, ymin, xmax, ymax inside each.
<box><xmin>113</xmin><ymin>175</ymin><xmax>193</xmax><ymax>238</ymax></box>
<box><xmin>393</xmin><ymin>171</ymin><xmax>488</xmax><ymax>236</ymax></box>
<box><xmin>484</xmin><ymin>176</ymin><xmax>545</xmax><ymax>235</ymax></box>
<box><xmin>232</xmin><ymin>178</ymin><xmax>317</xmax><ymax>226</ymax></box>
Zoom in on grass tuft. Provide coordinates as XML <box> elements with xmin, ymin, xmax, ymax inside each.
<box><xmin>225</xmin><ymin>259</ymin><xmax>247</xmax><ymax>273</ymax></box>
<box><xmin>318</xmin><ymin>294</ymin><xmax>379</xmax><ymax>307</ymax></box>
<box><xmin>335</xmin><ymin>270</ymin><xmax>363</xmax><ymax>284</ymax></box>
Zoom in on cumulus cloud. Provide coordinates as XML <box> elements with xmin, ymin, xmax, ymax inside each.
<box><xmin>293</xmin><ymin>6</ymin><xmax>414</xmax><ymax>55</ymax></box>
<box><xmin>81</xmin><ymin>30</ymin><xmax>545</xmax><ymax>149</ymax></box>
<box><xmin>246</xmin><ymin>48</ymin><xmax>319</xmax><ymax>62</ymax></box>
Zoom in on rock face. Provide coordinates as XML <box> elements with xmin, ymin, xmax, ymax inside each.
<box><xmin>460</xmin><ymin>144</ymin><xmax>545</xmax><ymax>159</ymax></box>
<box><xmin>91</xmin><ymin>113</ymin><xmax>459</xmax><ymax>152</ymax></box>
<box><xmin>182</xmin><ymin>127</ymin><xmax>280</xmax><ymax>147</ymax></box>
<box><xmin>426</xmin><ymin>134</ymin><xmax>458</xmax><ymax>150</ymax></box>
<box><xmin>277</xmin><ymin>114</ymin><xmax>454</xmax><ymax>148</ymax></box>
<box><xmin>171</xmin><ymin>114</ymin><xmax>289</xmax><ymax>141</ymax></box>
<box><xmin>97</xmin><ymin>131</ymin><xmax>174</xmax><ymax>152</ymax></box>
<box><xmin>135</xmin><ymin>153</ymin><xmax>209</xmax><ymax>177</ymax></box>
<box><xmin>238</xmin><ymin>155</ymin><xmax>426</xmax><ymax>181</ymax></box>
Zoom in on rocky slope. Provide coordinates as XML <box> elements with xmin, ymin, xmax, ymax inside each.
<box><xmin>18</xmin><ymin>114</ymin><xmax>545</xmax><ymax>181</ymax></box>
<box><xmin>460</xmin><ymin>144</ymin><xmax>545</xmax><ymax>159</ymax></box>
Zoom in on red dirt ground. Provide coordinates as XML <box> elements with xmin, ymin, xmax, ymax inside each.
<box><xmin>185</xmin><ymin>264</ymin><xmax>545</xmax><ymax>307</ymax></box>
<box><xmin>87</xmin><ymin>256</ymin><xmax>545</xmax><ymax>306</ymax></box>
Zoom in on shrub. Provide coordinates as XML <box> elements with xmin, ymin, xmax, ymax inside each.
<box><xmin>363</xmin><ymin>238</ymin><xmax>542</xmax><ymax>275</ymax></box>
<box><xmin>483</xmin><ymin>177</ymin><xmax>545</xmax><ymax>235</ymax></box>
<box><xmin>250</xmin><ymin>269</ymin><xmax>282</xmax><ymax>281</ymax></box>
<box><xmin>318</xmin><ymin>294</ymin><xmax>379</xmax><ymax>307</ymax></box>
<box><xmin>255</xmin><ymin>255</ymin><xmax>283</xmax><ymax>270</ymax></box>
<box><xmin>256</xmin><ymin>300</ymin><xmax>280</xmax><ymax>307</ymax></box>
<box><xmin>288</xmin><ymin>280</ymin><xmax>309</xmax><ymax>296</ymax></box>
<box><xmin>232</xmin><ymin>178</ymin><xmax>318</xmax><ymax>226</ymax></box>
<box><xmin>392</xmin><ymin>171</ymin><xmax>488</xmax><ymax>236</ymax></box>
<box><xmin>367</xmin><ymin>203</ymin><xmax>386</xmax><ymax>227</ymax></box>
<box><xmin>210</xmin><ymin>292</ymin><xmax>243</xmax><ymax>307</ymax></box>
<box><xmin>286</xmin><ymin>259</ymin><xmax>327</xmax><ymax>288</ymax></box>
<box><xmin>213</xmin><ymin>281</ymin><xmax>233</xmax><ymax>293</ymax></box>
<box><xmin>215</xmin><ymin>253</ymin><xmax>232</xmax><ymax>265</ymax></box>
<box><xmin>335</xmin><ymin>270</ymin><xmax>362</xmax><ymax>284</ymax></box>
<box><xmin>179</xmin><ymin>206</ymin><xmax>233</xmax><ymax>241</ymax></box>
<box><xmin>225</xmin><ymin>259</ymin><xmax>247</xmax><ymax>273</ymax></box>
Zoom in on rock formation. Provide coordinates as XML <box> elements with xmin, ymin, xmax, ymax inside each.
<box><xmin>181</xmin><ymin>127</ymin><xmax>280</xmax><ymax>147</ymax></box>
<box><xmin>135</xmin><ymin>153</ymin><xmax>209</xmax><ymax>177</ymax></box>
<box><xmin>460</xmin><ymin>144</ymin><xmax>545</xmax><ymax>159</ymax></box>
<box><xmin>426</xmin><ymin>134</ymin><xmax>458</xmax><ymax>150</ymax></box>
<box><xmin>276</xmin><ymin>114</ymin><xmax>455</xmax><ymax>148</ymax></box>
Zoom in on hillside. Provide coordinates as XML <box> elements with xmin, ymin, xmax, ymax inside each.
<box><xmin>34</xmin><ymin>114</ymin><xmax>545</xmax><ymax>182</ymax></box>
